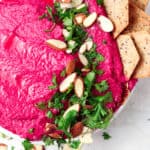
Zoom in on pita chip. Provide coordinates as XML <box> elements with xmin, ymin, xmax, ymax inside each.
<box><xmin>132</xmin><ymin>31</ymin><xmax>150</xmax><ymax>78</ymax></box>
<box><xmin>124</xmin><ymin>4</ymin><xmax>150</xmax><ymax>34</ymax></box>
<box><xmin>117</xmin><ymin>34</ymin><xmax>140</xmax><ymax>80</ymax></box>
<box><xmin>104</xmin><ymin>0</ymin><xmax>129</xmax><ymax>38</ymax></box>
<box><xmin>130</xmin><ymin>0</ymin><xmax>149</xmax><ymax>10</ymax></box>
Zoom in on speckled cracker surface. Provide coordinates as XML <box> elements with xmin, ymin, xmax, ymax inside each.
<box><xmin>132</xmin><ymin>31</ymin><xmax>150</xmax><ymax>78</ymax></box>
<box><xmin>124</xmin><ymin>4</ymin><xmax>150</xmax><ymax>34</ymax></box>
<box><xmin>104</xmin><ymin>0</ymin><xmax>129</xmax><ymax>38</ymax></box>
<box><xmin>117</xmin><ymin>35</ymin><xmax>140</xmax><ymax>80</ymax></box>
<box><xmin>130</xmin><ymin>0</ymin><xmax>149</xmax><ymax>10</ymax></box>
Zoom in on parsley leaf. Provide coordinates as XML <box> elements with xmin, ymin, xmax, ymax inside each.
<box><xmin>84</xmin><ymin>44</ymin><xmax>104</xmax><ymax>70</ymax></box>
<box><xmin>58</xmin><ymin>110</ymin><xmax>78</xmax><ymax>131</ymax></box>
<box><xmin>63</xmin><ymin>17</ymin><xmax>73</xmax><ymax>27</ymax></box>
<box><xmin>84</xmin><ymin>71</ymin><xmax>96</xmax><ymax>92</ymax></box>
<box><xmin>97</xmin><ymin>0</ymin><xmax>104</xmax><ymax>5</ymax></box>
<box><xmin>94</xmin><ymin>92</ymin><xmax>113</xmax><ymax>103</ymax></box>
<box><xmin>84</xmin><ymin>108</ymin><xmax>113</xmax><ymax>129</ymax></box>
<box><xmin>95</xmin><ymin>80</ymin><xmax>109</xmax><ymax>93</ymax></box>
<box><xmin>42</xmin><ymin>136</ymin><xmax>54</xmax><ymax>146</ymax></box>
<box><xmin>22</xmin><ymin>139</ymin><xmax>34</xmax><ymax>150</ymax></box>
<box><xmin>46</xmin><ymin>6</ymin><xmax>55</xmax><ymax>22</ymax></box>
<box><xmin>11</xmin><ymin>146</ymin><xmax>15</xmax><ymax>150</ymax></box>
<box><xmin>69</xmin><ymin>140</ymin><xmax>81</xmax><ymax>149</ymax></box>
<box><xmin>51</xmin><ymin>86</ymin><xmax>73</xmax><ymax>109</ymax></box>
<box><xmin>48</xmin><ymin>74</ymin><xmax>58</xmax><ymax>90</ymax></box>
<box><xmin>60</xmin><ymin>69</ymin><xmax>66</xmax><ymax>77</ymax></box>
<box><xmin>28</xmin><ymin>128</ymin><xmax>34</xmax><ymax>134</ymax></box>
<box><xmin>46</xmin><ymin>111</ymin><xmax>53</xmax><ymax>118</ymax></box>
<box><xmin>35</xmin><ymin>102</ymin><xmax>47</xmax><ymax>110</ymax></box>
<box><xmin>102</xmin><ymin>132</ymin><xmax>111</xmax><ymax>140</ymax></box>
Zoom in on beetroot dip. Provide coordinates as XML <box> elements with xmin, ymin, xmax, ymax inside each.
<box><xmin>0</xmin><ymin>0</ymin><xmax>136</xmax><ymax>140</ymax></box>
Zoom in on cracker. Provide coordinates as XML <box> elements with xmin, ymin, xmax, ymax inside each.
<box><xmin>130</xmin><ymin>0</ymin><xmax>149</xmax><ymax>10</ymax></box>
<box><xmin>117</xmin><ymin>34</ymin><xmax>140</xmax><ymax>80</ymax></box>
<box><xmin>104</xmin><ymin>0</ymin><xmax>129</xmax><ymax>38</ymax></box>
<box><xmin>123</xmin><ymin>4</ymin><xmax>150</xmax><ymax>34</ymax></box>
<box><xmin>132</xmin><ymin>31</ymin><xmax>150</xmax><ymax>78</ymax></box>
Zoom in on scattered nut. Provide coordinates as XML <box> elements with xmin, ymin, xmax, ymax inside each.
<box><xmin>83</xmin><ymin>12</ymin><xmax>97</xmax><ymax>28</ymax></box>
<box><xmin>78</xmin><ymin>53</ymin><xmax>88</xmax><ymax>66</ymax></box>
<box><xmin>97</xmin><ymin>15</ymin><xmax>114</xmax><ymax>32</ymax></box>
<box><xmin>74</xmin><ymin>77</ymin><xmax>84</xmax><ymax>98</ymax></box>
<box><xmin>59</xmin><ymin>73</ymin><xmax>77</xmax><ymax>92</ymax></box>
<box><xmin>46</xmin><ymin>39</ymin><xmax>67</xmax><ymax>51</ymax></box>
<box><xmin>70</xmin><ymin>122</ymin><xmax>84</xmax><ymax>137</ymax></box>
<box><xmin>66</xmin><ymin>60</ymin><xmax>76</xmax><ymax>75</ymax></box>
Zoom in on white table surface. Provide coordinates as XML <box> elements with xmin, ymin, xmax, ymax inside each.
<box><xmin>83</xmin><ymin>4</ymin><xmax>150</xmax><ymax>150</ymax></box>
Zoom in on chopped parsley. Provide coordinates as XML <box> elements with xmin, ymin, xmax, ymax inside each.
<box><xmin>48</xmin><ymin>74</ymin><xmax>58</xmax><ymax>90</ymax></box>
<box><xmin>58</xmin><ymin>110</ymin><xmax>78</xmax><ymax>133</ymax></box>
<box><xmin>54</xmin><ymin>2</ymin><xmax>87</xmax><ymax>52</ymax></box>
<box><xmin>42</xmin><ymin>136</ymin><xmax>54</xmax><ymax>146</ymax></box>
<box><xmin>60</xmin><ymin>69</ymin><xmax>66</xmax><ymax>77</ymax></box>
<box><xmin>11</xmin><ymin>146</ymin><xmax>15</xmax><ymax>150</ymax></box>
<box><xmin>22</xmin><ymin>139</ymin><xmax>34</xmax><ymax>150</ymax></box>
<box><xmin>28</xmin><ymin>128</ymin><xmax>34</xmax><ymax>134</ymax></box>
<box><xmin>102</xmin><ymin>132</ymin><xmax>111</xmax><ymax>140</ymax></box>
<box><xmin>46</xmin><ymin>6</ymin><xmax>55</xmax><ymax>22</ymax></box>
<box><xmin>46</xmin><ymin>111</ymin><xmax>53</xmax><ymax>118</ymax></box>
<box><xmin>97</xmin><ymin>0</ymin><xmax>104</xmax><ymax>5</ymax></box>
<box><xmin>35</xmin><ymin>102</ymin><xmax>47</xmax><ymax>110</ymax></box>
<box><xmin>69</xmin><ymin>140</ymin><xmax>81</xmax><ymax>149</ymax></box>
<box><xmin>95</xmin><ymin>80</ymin><xmax>109</xmax><ymax>93</ymax></box>
<box><xmin>84</xmin><ymin>44</ymin><xmax>104</xmax><ymax>70</ymax></box>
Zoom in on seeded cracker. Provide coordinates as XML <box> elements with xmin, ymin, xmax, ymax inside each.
<box><xmin>132</xmin><ymin>31</ymin><xmax>150</xmax><ymax>78</ymax></box>
<box><xmin>117</xmin><ymin>35</ymin><xmax>140</xmax><ymax>80</ymax></box>
<box><xmin>130</xmin><ymin>0</ymin><xmax>149</xmax><ymax>10</ymax></box>
<box><xmin>104</xmin><ymin>0</ymin><xmax>129</xmax><ymax>38</ymax></box>
<box><xmin>123</xmin><ymin>4</ymin><xmax>150</xmax><ymax>34</ymax></box>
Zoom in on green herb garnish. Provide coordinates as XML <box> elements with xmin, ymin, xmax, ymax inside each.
<box><xmin>28</xmin><ymin>128</ymin><xmax>34</xmax><ymax>134</ymax></box>
<box><xmin>95</xmin><ymin>80</ymin><xmax>109</xmax><ymax>93</ymax></box>
<box><xmin>11</xmin><ymin>146</ymin><xmax>15</xmax><ymax>150</ymax></box>
<box><xmin>48</xmin><ymin>74</ymin><xmax>58</xmax><ymax>90</ymax></box>
<box><xmin>58</xmin><ymin>110</ymin><xmax>78</xmax><ymax>132</ymax></box>
<box><xmin>102</xmin><ymin>132</ymin><xmax>111</xmax><ymax>140</ymax></box>
<box><xmin>35</xmin><ymin>102</ymin><xmax>47</xmax><ymax>110</ymax></box>
<box><xmin>69</xmin><ymin>140</ymin><xmax>81</xmax><ymax>149</ymax></box>
<box><xmin>84</xmin><ymin>71</ymin><xmax>96</xmax><ymax>92</ymax></box>
<box><xmin>60</xmin><ymin>69</ymin><xmax>66</xmax><ymax>77</ymax></box>
<box><xmin>46</xmin><ymin>6</ymin><xmax>55</xmax><ymax>22</ymax></box>
<box><xmin>97</xmin><ymin>0</ymin><xmax>104</xmax><ymax>5</ymax></box>
<box><xmin>42</xmin><ymin>136</ymin><xmax>54</xmax><ymax>146</ymax></box>
<box><xmin>22</xmin><ymin>139</ymin><xmax>34</xmax><ymax>150</ymax></box>
<box><xmin>46</xmin><ymin>111</ymin><xmax>53</xmax><ymax>118</ymax></box>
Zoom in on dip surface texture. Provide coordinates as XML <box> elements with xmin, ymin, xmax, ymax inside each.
<box><xmin>0</xmin><ymin>0</ymin><xmax>128</xmax><ymax>140</ymax></box>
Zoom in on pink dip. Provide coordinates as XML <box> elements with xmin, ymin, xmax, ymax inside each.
<box><xmin>0</xmin><ymin>0</ymin><xmax>136</xmax><ymax>140</ymax></box>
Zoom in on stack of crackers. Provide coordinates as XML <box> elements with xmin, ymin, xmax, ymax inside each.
<box><xmin>104</xmin><ymin>0</ymin><xmax>150</xmax><ymax>79</ymax></box>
